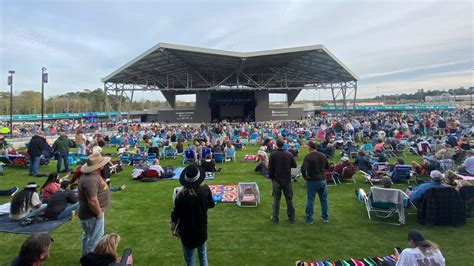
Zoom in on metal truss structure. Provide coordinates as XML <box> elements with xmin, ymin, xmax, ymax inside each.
<box><xmin>102</xmin><ymin>43</ymin><xmax>358</xmax><ymax>120</ymax></box>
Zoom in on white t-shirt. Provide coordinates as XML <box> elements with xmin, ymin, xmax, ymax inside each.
<box><xmin>396</xmin><ymin>247</ymin><xmax>445</xmax><ymax>266</ymax></box>
<box><xmin>9</xmin><ymin>192</ymin><xmax>41</xmax><ymax>220</ymax></box>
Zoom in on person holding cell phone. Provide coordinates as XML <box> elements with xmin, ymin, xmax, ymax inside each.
<box><xmin>80</xmin><ymin>233</ymin><xmax>133</xmax><ymax>266</ymax></box>
<box><xmin>395</xmin><ymin>229</ymin><xmax>445</xmax><ymax>266</ymax></box>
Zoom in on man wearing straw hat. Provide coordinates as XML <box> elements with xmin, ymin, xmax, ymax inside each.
<box><xmin>77</xmin><ymin>153</ymin><xmax>111</xmax><ymax>255</ymax></box>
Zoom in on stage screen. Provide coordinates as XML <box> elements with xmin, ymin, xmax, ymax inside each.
<box><xmin>220</xmin><ymin>105</ymin><xmax>244</xmax><ymax>118</ymax></box>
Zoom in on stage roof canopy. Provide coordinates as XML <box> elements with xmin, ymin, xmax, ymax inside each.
<box><xmin>102</xmin><ymin>43</ymin><xmax>358</xmax><ymax>90</ymax></box>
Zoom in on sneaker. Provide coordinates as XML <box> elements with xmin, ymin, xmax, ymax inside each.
<box><xmin>303</xmin><ymin>217</ymin><xmax>313</xmax><ymax>224</ymax></box>
<box><xmin>289</xmin><ymin>219</ymin><xmax>296</xmax><ymax>224</ymax></box>
<box><xmin>322</xmin><ymin>219</ymin><xmax>329</xmax><ymax>223</ymax></box>
<box><xmin>119</xmin><ymin>185</ymin><xmax>126</xmax><ymax>190</ymax></box>
<box><xmin>9</xmin><ymin>186</ymin><xmax>19</xmax><ymax>197</ymax></box>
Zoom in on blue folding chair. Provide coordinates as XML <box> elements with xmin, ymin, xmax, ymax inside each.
<box><xmin>213</xmin><ymin>152</ymin><xmax>225</xmax><ymax>164</ymax></box>
<box><xmin>147</xmin><ymin>153</ymin><xmax>157</xmax><ymax>164</ymax></box>
<box><xmin>183</xmin><ymin>149</ymin><xmax>195</xmax><ymax>165</ymax></box>
<box><xmin>120</xmin><ymin>154</ymin><xmax>131</xmax><ymax>165</ymax></box>
<box><xmin>389</xmin><ymin>165</ymin><xmax>413</xmax><ymax>184</ymax></box>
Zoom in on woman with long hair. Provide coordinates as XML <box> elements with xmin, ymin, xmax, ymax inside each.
<box><xmin>75</xmin><ymin>129</ymin><xmax>86</xmax><ymax>155</ymax></box>
<box><xmin>396</xmin><ymin>229</ymin><xmax>445</xmax><ymax>266</ymax></box>
<box><xmin>444</xmin><ymin>170</ymin><xmax>471</xmax><ymax>191</ymax></box>
<box><xmin>40</xmin><ymin>173</ymin><xmax>60</xmax><ymax>203</ymax></box>
<box><xmin>10</xmin><ymin>182</ymin><xmax>47</xmax><ymax>221</ymax></box>
<box><xmin>171</xmin><ymin>164</ymin><xmax>215</xmax><ymax>266</ymax></box>
<box><xmin>80</xmin><ymin>233</ymin><xmax>132</xmax><ymax>265</ymax></box>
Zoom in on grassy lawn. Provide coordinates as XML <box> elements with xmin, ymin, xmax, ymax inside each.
<box><xmin>0</xmin><ymin>144</ymin><xmax>473</xmax><ymax>265</ymax></box>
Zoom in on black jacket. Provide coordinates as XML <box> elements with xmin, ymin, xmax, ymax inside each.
<box><xmin>27</xmin><ymin>135</ymin><xmax>48</xmax><ymax>157</ymax></box>
<box><xmin>268</xmin><ymin>149</ymin><xmax>297</xmax><ymax>184</ymax></box>
<box><xmin>301</xmin><ymin>151</ymin><xmax>330</xmax><ymax>181</ymax></box>
<box><xmin>417</xmin><ymin>187</ymin><xmax>466</xmax><ymax>226</ymax></box>
<box><xmin>171</xmin><ymin>184</ymin><xmax>215</xmax><ymax>249</ymax></box>
<box><xmin>80</xmin><ymin>252</ymin><xmax>118</xmax><ymax>266</ymax></box>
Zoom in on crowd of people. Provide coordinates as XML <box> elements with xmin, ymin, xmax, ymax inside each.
<box><xmin>1</xmin><ymin>109</ymin><xmax>472</xmax><ymax>265</ymax></box>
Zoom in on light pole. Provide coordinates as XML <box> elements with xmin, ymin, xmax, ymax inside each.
<box><xmin>8</xmin><ymin>70</ymin><xmax>15</xmax><ymax>135</ymax></box>
<box><xmin>41</xmin><ymin>67</ymin><xmax>48</xmax><ymax>131</ymax></box>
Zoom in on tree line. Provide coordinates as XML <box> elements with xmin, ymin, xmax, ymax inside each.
<box><xmin>0</xmin><ymin>86</ymin><xmax>471</xmax><ymax>115</ymax></box>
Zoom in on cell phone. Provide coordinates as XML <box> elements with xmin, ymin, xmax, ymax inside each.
<box><xmin>121</xmin><ymin>248</ymin><xmax>132</xmax><ymax>264</ymax></box>
<box><xmin>395</xmin><ymin>247</ymin><xmax>402</xmax><ymax>254</ymax></box>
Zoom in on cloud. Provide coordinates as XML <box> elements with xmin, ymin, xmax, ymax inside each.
<box><xmin>360</xmin><ymin>60</ymin><xmax>472</xmax><ymax>79</ymax></box>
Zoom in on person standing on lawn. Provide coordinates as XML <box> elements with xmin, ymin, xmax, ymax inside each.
<box><xmin>268</xmin><ymin>138</ymin><xmax>297</xmax><ymax>224</ymax></box>
<box><xmin>78</xmin><ymin>153</ymin><xmax>111</xmax><ymax>255</ymax></box>
<box><xmin>27</xmin><ymin>133</ymin><xmax>48</xmax><ymax>177</ymax></box>
<box><xmin>301</xmin><ymin>141</ymin><xmax>330</xmax><ymax>224</ymax></box>
<box><xmin>52</xmin><ymin>132</ymin><xmax>73</xmax><ymax>174</ymax></box>
<box><xmin>171</xmin><ymin>164</ymin><xmax>215</xmax><ymax>266</ymax></box>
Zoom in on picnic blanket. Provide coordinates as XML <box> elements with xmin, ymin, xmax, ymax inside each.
<box><xmin>209</xmin><ymin>185</ymin><xmax>238</xmax><ymax>203</ymax></box>
<box><xmin>0</xmin><ymin>214</ymin><xmax>69</xmax><ymax>234</ymax></box>
<box><xmin>241</xmin><ymin>155</ymin><xmax>257</xmax><ymax>162</ymax></box>
<box><xmin>171</xmin><ymin>167</ymin><xmax>214</xmax><ymax>180</ymax></box>
<box><xmin>296</xmin><ymin>255</ymin><xmax>397</xmax><ymax>266</ymax></box>
<box><xmin>171</xmin><ymin>167</ymin><xmax>185</xmax><ymax>180</ymax></box>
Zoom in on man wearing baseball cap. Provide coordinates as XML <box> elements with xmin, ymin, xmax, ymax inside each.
<box><xmin>396</xmin><ymin>229</ymin><xmax>445</xmax><ymax>265</ymax></box>
<box><xmin>407</xmin><ymin>170</ymin><xmax>448</xmax><ymax>206</ymax></box>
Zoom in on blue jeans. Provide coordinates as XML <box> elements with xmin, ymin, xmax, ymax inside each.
<box><xmin>25</xmin><ymin>204</ymin><xmax>48</xmax><ymax>219</ymax></box>
<box><xmin>28</xmin><ymin>156</ymin><xmax>41</xmax><ymax>176</ymax></box>
<box><xmin>56</xmin><ymin>153</ymin><xmax>69</xmax><ymax>173</ymax></box>
<box><xmin>305</xmin><ymin>180</ymin><xmax>329</xmax><ymax>222</ymax></box>
<box><xmin>80</xmin><ymin>215</ymin><xmax>105</xmax><ymax>255</ymax></box>
<box><xmin>76</xmin><ymin>144</ymin><xmax>86</xmax><ymax>155</ymax></box>
<box><xmin>182</xmin><ymin>241</ymin><xmax>208</xmax><ymax>266</ymax></box>
<box><xmin>458</xmin><ymin>167</ymin><xmax>473</xmax><ymax>176</ymax></box>
<box><xmin>56</xmin><ymin>202</ymin><xmax>79</xmax><ymax>220</ymax></box>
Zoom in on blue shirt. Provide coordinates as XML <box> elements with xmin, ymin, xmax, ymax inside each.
<box><xmin>409</xmin><ymin>181</ymin><xmax>445</xmax><ymax>203</ymax></box>
<box><xmin>151</xmin><ymin>137</ymin><xmax>160</xmax><ymax>147</ymax></box>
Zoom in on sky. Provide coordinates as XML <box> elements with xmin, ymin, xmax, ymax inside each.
<box><xmin>0</xmin><ymin>0</ymin><xmax>473</xmax><ymax>103</ymax></box>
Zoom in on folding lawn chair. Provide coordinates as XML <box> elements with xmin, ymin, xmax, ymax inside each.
<box><xmin>389</xmin><ymin>165</ymin><xmax>414</xmax><ymax>184</ymax></box>
<box><xmin>361</xmin><ymin>162</ymin><xmax>389</xmax><ymax>185</ymax></box>
<box><xmin>213</xmin><ymin>152</ymin><xmax>225</xmax><ymax>164</ymax></box>
<box><xmin>183</xmin><ymin>149</ymin><xmax>196</xmax><ymax>165</ymax></box>
<box><xmin>382</xmin><ymin>144</ymin><xmax>396</xmax><ymax>158</ymax></box>
<box><xmin>120</xmin><ymin>154</ymin><xmax>131</xmax><ymax>165</ymax></box>
<box><xmin>438</xmin><ymin>159</ymin><xmax>454</xmax><ymax>172</ymax></box>
<box><xmin>363</xmin><ymin>186</ymin><xmax>414</xmax><ymax>225</ymax></box>
<box><xmin>224</xmin><ymin>148</ymin><xmax>236</xmax><ymax>163</ymax></box>
<box><xmin>147</xmin><ymin>153</ymin><xmax>157</xmax><ymax>164</ymax></box>
<box><xmin>237</xmin><ymin>182</ymin><xmax>260</xmax><ymax>207</ymax></box>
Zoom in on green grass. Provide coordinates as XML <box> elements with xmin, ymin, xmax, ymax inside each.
<box><xmin>0</xmin><ymin>145</ymin><xmax>473</xmax><ymax>265</ymax></box>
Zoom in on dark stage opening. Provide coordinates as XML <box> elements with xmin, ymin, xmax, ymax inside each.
<box><xmin>210</xmin><ymin>91</ymin><xmax>256</xmax><ymax>122</ymax></box>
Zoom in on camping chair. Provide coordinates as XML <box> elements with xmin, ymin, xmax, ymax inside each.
<box><xmin>137</xmin><ymin>146</ymin><xmax>146</xmax><ymax>154</ymax></box>
<box><xmin>363</xmin><ymin>186</ymin><xmax>413</xmax><ymax>225</ymax></box>
<box><xmin>201</xmin><ymin>147</ymin><xmax>212</xmax><ymax>160</ymax></box>
<box><xmin>291</xmin><ymin>166</ymin><xmax>302</xmax><ymax>183</ymax></box>
<box><xmin>382</xmin><ymin>144</ymin><xmax>396</xmax><ymax>158</ymax></box>
<box><xmin>249</xmin><ymin>133</ymin><xmax>258</xmax><ymax>145</ymax></box>
<box><xmin>237</xmin><ymin>182</ymin><xmax>260</xmax><ymax>207</ymax></box>
<box><xmin>213</xmin><ymin>152</ymin><xmax>225</xmax><ymax>164</ymax></box>
<box><xmin>240</xmin><ymin>137</ymin><xmax>249</xmax><ymax>145</ymax></box>
<box><xmin>131</xmin><ymin>154</ymin><xmax>143</xmax><ymax>166</ymax></box>
<box><xmin>362</xmin><ymin>143</ymin><xmax>373</xmax><ymax>154</ymax></box>
<box><xmin>146</xmin><ymin>153</ymin><xmax>157</xmax><ymax>164</ymax></box>
<box><xmin>395</xmin><ymin>143</ymin><xmax>407</xmax><ymax>157</ymax></box>
<box><xmin>119</xmin><ymin>154</ymin><xmax>131</xmax><ymax>165</ymax></box>
<box><xmin>339</xmin><ymin>166</ymin><xmax>357</xmax><ymax>184</ymax></box>
<box><xmin>183</xmin><ymin>149</ymin><xmax>196</xmax><ymax>165</ymax></box>
<box><xmin>438</xmin><ymin>159</ymin><xmax>454</xmax><ymax>172</ymax></box>
<box><xmin>459</xmin><ymin>186</ymin><xmax>474</xmax><ymax>218</ymax></box>
<box><xmin>163</xmin><ymin>146</ymin><xmax>177</xmax><ymax>159</ymax></box>
<box><xmin>224</xmin><ymin>148</ymin><xmax>236</xmax><ymax>162</ymax></box>
<box><xmin>388</xmin><ymin>165</ymin><xmax>414</xmax><ymax>184</ymax></box>
<box><xmin>361</xmin><ymin>162</ymin><xmax>390</xmax><ymax>185</ymax></box>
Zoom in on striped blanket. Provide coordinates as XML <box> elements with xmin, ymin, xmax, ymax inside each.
<box><xmin>296</xmin><ymin>255</ymin><xmax>397</xmax><ymax>266</ymax></box>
